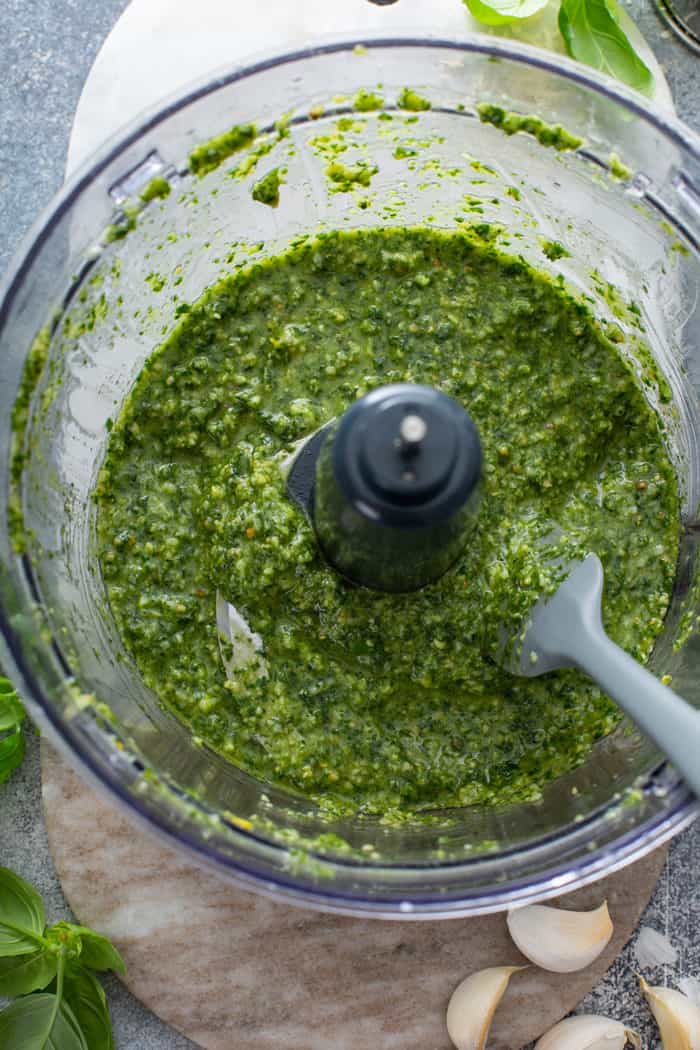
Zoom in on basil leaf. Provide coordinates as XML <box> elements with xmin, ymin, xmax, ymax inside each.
<box><xmin>0</xmin><ymin>951</ymin><xmax>57</xmax><ymax>997</ymax></box>
<box><xmin>0</xmin><ymin>678</ymin><xmax>25</xmax><ymax>732</ymax></box>
<box><xmin>0</xmin><ymin>993</ymin><xmax>88</xmax><ymax>1050</ymax></box>
<box><xmin>463</xmin><ymin>0</ymin><xmax>548</xmax><ymax>26</ymax></box>
<box><xmin>558</xmin><ymin>0</ymin><xmax>654</xmax><ymax>94</ymax></box>
<box><xmin>65</xmin><ymin>927</ymin><xmax>126</xmax><ymax>975</ymax></box>
<box><xmin>63</xmin><ymin>969</ymin><xmax>115</xmax><ymax>1050</ymax></box>
<box><xmin>0</xmin><ymin>868</ymin><xmax>46</xmax><ymax>956</ymax></box>
<box><xmin>0</xmin><ymin>726</ymin><xmax>26</xmax><ymax>785</ymax></box>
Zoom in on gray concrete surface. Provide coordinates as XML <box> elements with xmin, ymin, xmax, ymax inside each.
<box><xmin>1</xmin><ymin>1</ymin><xmax>699</xmax><ymax>1047</ymax></box>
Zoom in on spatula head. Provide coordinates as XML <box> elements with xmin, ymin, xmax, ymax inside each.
<box><xmin>501</xmin><ymin>554</ymin><xmax>605</xmax><ymax>678</ymax></box>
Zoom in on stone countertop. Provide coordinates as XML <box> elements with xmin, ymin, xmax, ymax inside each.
<box><xmin>1</xmin><ymin>2</ymin><xmax>699</xmax><ymax>1048</ymax></box>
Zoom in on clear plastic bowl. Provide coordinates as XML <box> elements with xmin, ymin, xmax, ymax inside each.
<box><xmin>2</xmin><ymin>34</ymin><xmax>700</xmax><ymax>917</ymax></box>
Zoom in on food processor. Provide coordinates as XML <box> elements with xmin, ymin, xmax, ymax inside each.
<box><xmin>2</xmin><ymin>34</ymin><xmax>700</xmax><ymax>918</ymax></box>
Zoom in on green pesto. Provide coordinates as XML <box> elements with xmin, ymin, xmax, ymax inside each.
<box><xmin>353</xmin><ymin>90</ymin><xmax>384</xmax><ymax>112</ymax></box>
<box><xmin>252</xmin><ymin>167</ymin><xmax>285</xmax><ymax>207</ymax></box>
<box><xmin>228</xmin><ymin>132</ymin><xmax>286</xmax><ymax>181</ymax></box>
<box><xmin>325</xmin><ymin>160</ymin><xmax>376</xmax><ymax>192</ymax></box>
<box><xmin>145</xmin><ymin>272</ymin><xmax>166</xmax><ymax>293</ymax></box>
<box><xmin>609</xmin><ymin>153</ymin><xmax>632</xmax><ymax>181</ymax></box>
<box><xmin>9</xmin><ymin>327</ymin><xmax>51</xmax><ymax>551</ymax></box>
<box><xmin>540</xmin><ymin>239</ymin><xmax>571</xmax><ymax>261</ymax></box>
<box><xmin>140</xmin><ymin>176</ymin><xmax>171</xmax><ymax>202</ymax></box>
<box><xmin>397</xmin><ymin>88</ymin><xmax>432</xmax><ymax>112</ymax></box>
<box><xmin>189</xmin><ymin>123</ymin><xmax>257</xmax><ymax>176</ymax></box>
<box><xmin>477</xmin><ymin>104</ymin><xmax>584</xmax><ymax>152</ymax></box>
<box><xmin>97</xmin><ymin>226</ymin><xmax>679</xmax><ymax>820</ymax></box>
<box><xmin>104</xmin><ymin>204</ymin><xmax>139</xmax><ymax>243</ymax></box>
<box><xmin>469</xmin><ymin>160</ymin><xmax>497</xmax><ymax>175</ymax></box>
<box><xmin>335</xmin><ymin>117</ymin><xmax>361</xmax><ymax>133</ymax></box>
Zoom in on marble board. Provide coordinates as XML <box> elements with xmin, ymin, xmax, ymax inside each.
<box><xmin>43</xmin><ymin>741</ymin><xmax>667</xmax><ymax>1050</ymax></box>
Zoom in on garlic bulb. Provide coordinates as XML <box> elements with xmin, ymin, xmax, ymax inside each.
<box><xmin>446</xmin><ymin>965</ymin><xmax>524</xmax><ymax>1050</ymax></box>
<box><xmin>535</xmin><ymin>1015</ymin><xmax>641</xmax><ymax>1049</ymax></box>
<box><xmin>507</xmin><ymin>901</ymin><xmax>613</xmax><ymax>972</ymax></box>
<box><xmin>640</xmin><ymin>977</ymin><xmax>700</xmax><ymax>1049</ymax></box>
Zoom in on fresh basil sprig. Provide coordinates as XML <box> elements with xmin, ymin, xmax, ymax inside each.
<box><xmin>461</xmin><ymin>0</ymin><xmax>654</xmax><ymax>94</ymax></box>
<box><xmin>0</xmin><ymin>867</ymin><xmax>125</xmax><ymax>1049</ymax></box>
<box><xmin>559</xmin><ymin>0</ymin><xmax>653</xmax><ymax>94</ymax></box>
<box><xmin>0</xmin><ymin>676</ymin><xmax>26</xmax><ymax>785</ymax></box>
<box><xmin>0</xmin><ymin>994</ymin><xmax>87</xmax><ymax>1050</ymax></box>
<box><xmin>464</xmin><ymin>0</ymin><xmax>548</xmax><ymax>27</ymax></box>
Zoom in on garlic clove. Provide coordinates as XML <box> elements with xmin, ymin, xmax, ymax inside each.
<box><xmin>640</xmin><ymin>976</ymin><xmax>700</xmax><ymax>1050</ymax></box>
<box><xmin>535</xmin><ymin>1015</ymin><xmax>641</xmax><ymax>1049</ymax></box>
<box><xmin>446</xmin><ymin>965</ymin><xmax>525</xmax><ymax>1050</ymax></box>
<box><xmin>507</xmin><ymin>900</ymin><xmax>613</xmax><ymax>973</ymax></box>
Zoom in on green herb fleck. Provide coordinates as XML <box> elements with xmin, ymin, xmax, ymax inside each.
<box><xmin>104</xmin><ymin>205</ymin><xmax>139</xmax><ymax>243</ymax></box>
<box><xmin>477</xmin><ymin>104</ymin><xmax>583</xmax><ymax>151</ymax></box>
<box><xmin>325</xmin><ymin>160</ymin><xmax>377</xmax><ymax>192</ymax></box>
<box><xmin>397</xmin><ymin>88</ymin><xmax>431</xmax><ymax>112</ymax></box>
<box><xmin>353</xmin><ymin>90</ymin><xmax>384</xmax><ymax>112</ymax></box>
<box><xmin>9</xmin><ymin>327</ymin><xmax>51</xmax><ymax>551</ymax></box>
<box><xmin>146</xmin><ymin>273</ymin><xmax>166</xmax><ymax>293</ymax></box>
<box><xmin>252</xmin><ymin>167</ymin><xmax>285</xmax><ymax>207</ymax></box>
<box><xmin>609</xmin><ymin>152</ymin><xmax>632</xmax><ymax>181</ymax></box>
<box><xmin>189</xmin><ymin>123</ymin><xmax>257</xmax><ymax>176</ymax></box>
<box><xmin>140</xmin><ymin>176</ymin><xmax>171</xmax><ymax>202</ymax></box>
<box><xmin>539</xmin><ymin>238</ymin><xmax>571</xmax><ymax>261</ymax></box>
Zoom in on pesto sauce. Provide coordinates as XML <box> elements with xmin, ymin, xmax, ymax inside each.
<box><xmin>97</xmin><ymin>226</ymin><xmax>679</xmax><ymax>820</ymax></box>
<box><xmin>140</xmin><ymin>176</ymin><xmax>171</xmax><ymax>202</ymax></box>
<box><xmin>477</xmin><ymin>104</ymin><xmax>584</xmax><ymax>152</ymax></box>
<box><xmin>397</xmin><ymin>89</ymin><xmax>432</xmax><ymax>112</ymax></box>
<box><xmin>353</xmin><ymin>90</ymin><xmax>385</xmax><ymax>112</ymax></box>
<box><xmin>189</xmin><ymin>123</ymin><xmax>257</xmax><ymax>176</ymax></box>
<box><xmin>9</xmin><ymin>326</ymin><xmax>52</xmax><ymax>552</ymax></box>
<box><xmin>252</xmin><ymin>167</ymin><xmax>285</xmax><ymax>207</ymax></box>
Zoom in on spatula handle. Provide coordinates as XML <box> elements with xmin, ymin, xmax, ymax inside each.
<box><xmin>572</xmin><ymin>626</ymin><xmax>700</xmax><ymax>800</ymax></box>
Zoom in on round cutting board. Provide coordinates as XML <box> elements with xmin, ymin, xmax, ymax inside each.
<box><xmin>42</xmin><ymin>3</ymin><xmax>674</xmax><ymax>1048</ymax></box>
<box><xmin>42</xmin><ymin>742</ymin><xmax>668</xmax><ymax>1050</ymax></box>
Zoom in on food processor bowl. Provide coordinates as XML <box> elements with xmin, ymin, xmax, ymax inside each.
<box><xmin>2</xmin><ymin>34</ymin><xmax>700</xmax><ymax>918</ymax></box>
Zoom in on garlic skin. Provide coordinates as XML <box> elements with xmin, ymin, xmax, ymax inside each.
<box><xmin>446</xmin><ymin>965</ymin><xmax>524</xmax><ymax>1050</ymax></box>
<box><xmin>507</xmin><ymin>901</ymin><xmax>613</xmax><ymax>973</ymax></box>
<box><xmin>535</xmin><ymin>1015</ymin><xmax>641</xmax><ymax>1049</ymax></box>
<box><xmin>634</xmin><ymin>926</ymin><xmax>679</xmax><ymax>969</ymax></box>
<box><xmin>640</xmin><ymin>977</ymin><xmax>700</xmax><ymax>1050</ymax></box>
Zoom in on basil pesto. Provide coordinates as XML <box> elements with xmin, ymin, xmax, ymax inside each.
<box><xmin>97</xmin><ymin>226</ymin><xmax>679</xmax><ymax>820</ymax></box>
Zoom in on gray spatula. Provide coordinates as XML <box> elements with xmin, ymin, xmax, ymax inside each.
<box><xmin>503</xmin><ymin>553</ymin><xmax>700</xmax><ymax>798</ymax></box>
